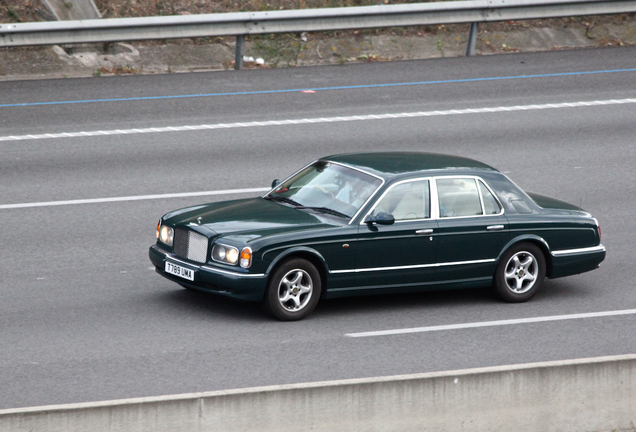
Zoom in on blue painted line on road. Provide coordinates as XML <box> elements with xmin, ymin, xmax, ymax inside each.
<box><xmin>1</xmin><ymin>68</ymin><xmax>636</xmax><ymax>108</ymax></box>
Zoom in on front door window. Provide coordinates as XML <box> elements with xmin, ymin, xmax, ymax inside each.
<box><xmin>371</xmin><ymin>180</ymin><xmax>430</xmax><ymax>221</ymax></box>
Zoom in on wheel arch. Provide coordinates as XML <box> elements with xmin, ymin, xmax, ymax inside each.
<box><xmin>264</xmin><ymin>247</ymin><xmax>330</xmax><ymax>296</ymax></box>
<box><xmin>498</xmin><ymin>235</ymin><xmax>553</xmax><ymax>278</ymax></box>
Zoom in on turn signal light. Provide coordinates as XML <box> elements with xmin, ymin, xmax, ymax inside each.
<box><xmin>240</xmin><ymin>247</ymin><xmax>252</xmax><ymax>268</ymax></box>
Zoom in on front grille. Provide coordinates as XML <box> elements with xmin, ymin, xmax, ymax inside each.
<box><xmin>174</xmin><ymin>227</ymin><xmax>189</xmax><ymax>258</ymax></box>
<box><xmin>187</xmin><ymin>231</ymin><xmax>208</xmax><ymax>263</ymax></box>
<box><xmin>173</xmin><ymin>227</ymin><xmax>208</xmax><ymax>263</ymax></box>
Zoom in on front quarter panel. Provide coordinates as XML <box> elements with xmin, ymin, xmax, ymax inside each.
<box><xmin>255</xmin><ymin>224</ymin><xmax>359</xmax><ymax>290</ymax></box>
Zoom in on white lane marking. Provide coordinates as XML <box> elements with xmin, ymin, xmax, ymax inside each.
<box><xmin>345</xmin><ymin>309</ymin><xmax>636</xmax><ymax>338</ymax></box>
<box><xmin>0</xmin><ymin>187</ymin><xmax>270</xmax><ymax>210</ymax></box>
<box><xmin>1</xmin><ymin>98</ymin><xmax>635</xmax><ymax>142</ymax></box>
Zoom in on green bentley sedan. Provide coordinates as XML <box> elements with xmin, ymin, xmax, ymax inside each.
<box><xmin>149</xmin><ymin>152</ymin><xmax>605</xmax><ymax>320</ymax></box>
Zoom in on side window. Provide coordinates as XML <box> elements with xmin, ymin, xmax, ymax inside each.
<box><xmin>437</xmin><ymin>178</ymin><xmax>483</xmax><ymax>217</ymax></box>
<box><xmin>479</xmin><ymin>181</ymin><xmax>502</xmax><ymax>215</ymax></box>
<box><xmin>372</xmin><ymin>180</ymin><xmax>430</xmax><ymax>221</ymax></box>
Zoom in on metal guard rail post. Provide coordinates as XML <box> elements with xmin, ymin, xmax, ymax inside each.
<box><xmin>1</xmin><ymin>0</ymin><xmax>634</xmax><ymax>69</ymax></box>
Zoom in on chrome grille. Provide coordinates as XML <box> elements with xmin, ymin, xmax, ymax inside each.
<box><xmin>174</xmin><ymin>227</ymin><xmax>189</xmax><ymax>258</ymax></box>
<box><xmin>173</xmin><ymin>227</ymin><xmax>208</xmax><ymax>264</ymax></box>
<box><xmin>187</xmin><ymin>231</ymin><xmax>208</xmax><ymax>263</ymax></box>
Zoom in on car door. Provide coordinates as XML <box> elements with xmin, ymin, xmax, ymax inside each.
<box><xmin>354</xmin><ymin>179</ymin><xmax>439</xmax><ymax>290</ymax></box>
<box><xmin>433</xmin><ymin>176</ymin><xmax>509</xmax><ymax>282</ymax></box>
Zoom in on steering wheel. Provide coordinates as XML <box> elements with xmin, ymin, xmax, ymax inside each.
<box><xmin>311</xmin><ymin>185</ymin><xmax>330</xmax><ymax>194</ymax></box>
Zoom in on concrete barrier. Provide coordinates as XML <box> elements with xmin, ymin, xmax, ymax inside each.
<box><xmin>2</xmin><ymin>354</ymin><xmax>636</xmax><ymax>432</ymax></box>
<box><xmin>41</xmin><ymin>0</ymin><xmax>101</xmax><ymax>21</ymax></box>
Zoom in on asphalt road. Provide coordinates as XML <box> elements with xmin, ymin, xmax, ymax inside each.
<box><xmin>1</xmin><ymin>47</ymin><xmax>635</xmax><ymax>409</ymax></box>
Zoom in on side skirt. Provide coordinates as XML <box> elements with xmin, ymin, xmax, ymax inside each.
<box><xmin>322</xmin><ymin>276</ymin><xmax>493</xmax><ymax>299</ymax></box>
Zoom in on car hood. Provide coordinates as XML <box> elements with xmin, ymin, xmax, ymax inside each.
<box><xmin>162</xmin><ymin>197</ymin><xmax>342</xmax><ymax>238</ymax></box>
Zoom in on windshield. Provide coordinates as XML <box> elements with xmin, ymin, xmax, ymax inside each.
<box><xmin>267</xmin><ymin>161</ymin><xmax>382</xmax><ymax>218</ymax></box>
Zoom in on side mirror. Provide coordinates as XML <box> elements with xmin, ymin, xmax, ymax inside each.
<box><xmin>365</xmin><ymin>212</ymin><xmax>395</xmax><ymax>225</ymax></box>
<box><xmin>271</xmin><ymin>179</ymin><xmax>280</xmax><ymax>188</ymax></box>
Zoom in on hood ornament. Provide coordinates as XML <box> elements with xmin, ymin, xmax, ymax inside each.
<box><xmin>197</xmin><ymin>217</ymin><xmax>203</xmax><ymax>225</ymax></box>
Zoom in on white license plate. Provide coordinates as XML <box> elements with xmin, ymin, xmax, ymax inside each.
<box><xmin>165</xmin><ymin>261</ymin><xmax>194</xmax><ymax>281</ymax></box>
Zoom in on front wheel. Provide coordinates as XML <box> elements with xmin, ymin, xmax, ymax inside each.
<box><xmin>263</xmin><ymin>258</ymin><xmax>321</xmax><ymax>321</ymax></box>
<box><xmin>494</xmin><ymin>243</ymin><xmax>546</xmax><ymax>302</ymax></box>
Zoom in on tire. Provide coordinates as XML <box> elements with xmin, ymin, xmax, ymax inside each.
<box><xmin>493</xmin><ymin>242</ymin><xmax>546</xmax><ymax>303</ymax></box>
<box><xmin>263</xmin><ymin>258</ymin><xmax>321</xmax><ymax>321</ymax></box>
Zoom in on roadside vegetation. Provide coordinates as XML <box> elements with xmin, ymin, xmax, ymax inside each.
<box><xmin>1</xmin><ymin>0</ymin><xmax>632</xmax><ymax>30</ymax></box>
<box><xmin>0</xmin><ymin>1</ymin><xmax>633</xmax><ymax>71</ymax></box>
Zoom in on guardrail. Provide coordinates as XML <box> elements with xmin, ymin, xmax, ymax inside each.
<box><xmin>1</xmin><ymin>0</ymin><xmax>635</xmax><ymax>69</ymax></box>
<box><xmin>2</xmin><ymin>354</ymin><xmax>636</xmax><ymax>432</ymax></box>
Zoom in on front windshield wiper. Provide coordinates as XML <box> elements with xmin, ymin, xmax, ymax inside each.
<box><xmin>295</xmin><ymin>206</ymin><xmax>350</xmax><ymax>219</ymax></box>
<box><xmin>264</xmin><ymin>195</ymin><xmax>302</xmax><ymax>207</ymax></box>
<box><xmin>265</xmin><ymin>196</ymin><xmax>349</xmax><ymax>219</ymax></box>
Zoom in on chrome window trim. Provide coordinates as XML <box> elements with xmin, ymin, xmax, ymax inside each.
<box><xmin>477</xmin><ymin>178</ymin><xmax>504</xmax><ymax>216</ymax></box>
<box><xmin>360</xmin><ymin>177</ymin><xmax>434</xmax><ymax>225</ymax></box>
<box><xmin>261</xmin><ymin>160</ymin><xmax>315</xmax><ymax>199</ymax></box>
<box><xmin>262</xmin><ymin>159</ymin><xmax>385</xmax><ymax>226</ymax></box>
<box><xmin>551</xmin><ymin>245</ymin><xmax>606</xmax><ymax>257</ymax></box>
<box><xmin>433</xmin><ymin>175</ymin><xmax>505</xmax><ymax>220</ymax></box>
<box><xmin>330</xmin><ymin>258</ymin><xmax>495</xmax><ymax>274</ymax></box>
<box><xmin>360</xmin><ymin>175</ymin><xmax>505</xmax><ymax>225</ymax></box>
<box><xmin>324</xmin><ymin>160</ymin><xmax>385</xmax><ymax>225</ymax></box>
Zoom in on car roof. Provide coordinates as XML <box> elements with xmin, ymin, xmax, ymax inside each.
<box><xmin>323</xmin><ymin>152</ymin><xmax>498</xmax><ymax>179</ymax></box>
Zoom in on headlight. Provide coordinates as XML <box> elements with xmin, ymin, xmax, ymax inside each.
<box><xmin>212</xmin><ymin>244</ymin><xmax>239</xmax><ymax>265</ymax></box>
<box><xmin>159</xmin><ymin>225</ymin><xmax>174</xmax><ymax>247</ymax></box>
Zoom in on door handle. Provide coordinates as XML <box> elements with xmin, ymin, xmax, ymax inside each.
<box><xmin>416</xmin><ymin>229</ymin><xmax>434</xmax><ymax>235</ymax></box>
<box><xmin>487</xmin><ymin>225</ymin><xmax>505</xmax><ymax>231</ymax></box>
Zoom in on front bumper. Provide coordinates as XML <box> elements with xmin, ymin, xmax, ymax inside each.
<box><xmin>149</xmin><ymin>245</ymin><xmax>268</xmax><ymax>302</ymax></box>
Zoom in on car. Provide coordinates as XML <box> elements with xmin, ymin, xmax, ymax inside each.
<box><xmin>149</xmin><ymin>152</ymin><xmax>605</xmax><ymax>321</ymax></box>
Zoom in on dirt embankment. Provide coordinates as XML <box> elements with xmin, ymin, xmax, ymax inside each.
<box><xmin>0</xmin><ymin>1</ymin><xmax>634</xmax><ymax>79</ymax></box>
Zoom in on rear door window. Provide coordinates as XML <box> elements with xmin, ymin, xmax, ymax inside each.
<box><xmin>437</xmin><ymin>178</ymin><xmax>483</xmax><ymax>218</ymax></box>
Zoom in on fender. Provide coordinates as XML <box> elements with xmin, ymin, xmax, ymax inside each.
<box><xmin>497</xmin><ymin>234</ymin><xmax>553</xmax><ymax>276</ymax></box>
<box><xmin>497</xmin><ymin>234</ymin><xmax>551</xmax><ymax>262</ymax></box>
<box><xmin>264</xmin><ymin>246</ymin><xmax>330</xmax><ymax>276</ymax></box>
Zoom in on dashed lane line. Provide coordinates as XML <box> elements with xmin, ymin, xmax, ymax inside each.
<box><xmin>1</xmin><ymin>98</ymin><xmax>635</xmax><ymax>142</ymax></box>
<box><xmin>0</xmin><ymin>187</ymin><xmax>270</xmax><ymax>210</ymax></box>
<box><xmin>345</xmin><ymin>309</ymin><xmax>636</xmax><ymax>338</ymax></box>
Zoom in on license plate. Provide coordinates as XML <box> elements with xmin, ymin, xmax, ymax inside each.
<box><xmin>165</xmin><ymin>261</ymin><xmax>194</xmax><ymax>281</ymax></box>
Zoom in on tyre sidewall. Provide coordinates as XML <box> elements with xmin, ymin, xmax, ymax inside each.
<box><xmin>494</xmin><ymin>243</ymin><xmax>546</xmax><ymax>302</ymax></box>
<box><xmin>264</xmin><ymin>258</ymin><xmax>321</xmax><ymax>321</ymax></box>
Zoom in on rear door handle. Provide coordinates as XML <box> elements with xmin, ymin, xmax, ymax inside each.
<box><xmin>416</xmin><ymin>229</ymin><xmax>434</xmax><ymax>235</ymax></box>
<box><xmin>487</xmin><ymin>225</ymin><xmax>505</xmax><ymax>231</ymax></box>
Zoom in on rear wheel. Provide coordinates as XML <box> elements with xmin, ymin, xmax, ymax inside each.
<box><xmin>264</xmin><ymin>258</ymin><xmax>321</xmax><ymax>321</ymax></box>
<box><xmin>494</xmin><ymin>243</ymin><xmax>546</xmax><ymax>302</ymax></box>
